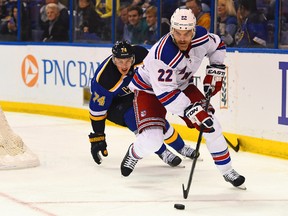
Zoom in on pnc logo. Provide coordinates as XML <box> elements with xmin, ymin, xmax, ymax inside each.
<box><xmin>21</xmin><ymin>55</ymin><xmax>39</xmax><ymax>87</ymax></box>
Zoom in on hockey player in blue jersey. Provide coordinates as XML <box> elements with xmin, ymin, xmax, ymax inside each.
<box><xmin>88</xmin><ymin>41</ymin><xmax>199</xmax><ymax>167</ymax></box>
<box><xmin>121</xmin><ymin>8</ymin><xmax>246</xmax><ymax>189</ymax></box>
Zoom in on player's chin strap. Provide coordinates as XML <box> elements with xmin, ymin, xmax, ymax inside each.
<box><xmin>182</xmin><ymin>89</ymin><xmax>212</xmax><ymax>199</ymax></box>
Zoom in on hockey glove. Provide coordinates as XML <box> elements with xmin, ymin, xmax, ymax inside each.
<box><xmin>89</xmin><ymin>133</ymin><xmax>108</xmax><ymax>165</ymax></box>
<box><xmin>203</xmin><ymin>64</ymin><xmax>226</xmax><ymax>97</ymax></box>
<box><xmin>184</xmin><ymin>103</ymin><xmax>215</xmax><ymax>133</ymax></box>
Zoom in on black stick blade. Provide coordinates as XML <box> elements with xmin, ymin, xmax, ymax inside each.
<box><xmin>224</xmin><ymin>136</ymin><xmax>240</xmax><ymax>152</ymax></box>
<box><xmin>182</xmin><ymin>184</ymin><xmax>188</xmax><ymax>199</ymax></box>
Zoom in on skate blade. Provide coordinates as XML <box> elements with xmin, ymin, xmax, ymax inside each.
<box><xmin>236</xmin><ymin>183</ymin><xmax>247</xmax><ymax>190</ymax></box>
<box><xmin>174</xmin><ymin>164</ymin><xmax>185</xmax><ymax>168</ymax></box>
<box><xmin>184</xmin><ymin>157</ymin><xmax>204</xmax><ymax>161</ymax></box>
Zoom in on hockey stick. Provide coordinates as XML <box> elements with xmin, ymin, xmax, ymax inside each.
<box><xmin>182</xmin><ymin>92</ymin><xmax>212</xmax><ymax>199</ymax></box>
<box><xmin>224</xmin><ymin>136</ymin><xmax>240</xmax><ymax>152</ymax></box>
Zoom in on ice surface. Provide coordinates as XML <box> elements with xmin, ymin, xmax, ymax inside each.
<box><xmin>0</xmin><ymin>112</ymin><xmax>287</xmax><ymax>216</ymax></box>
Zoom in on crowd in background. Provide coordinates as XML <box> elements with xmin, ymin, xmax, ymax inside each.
<box><xmin>0</xmin><ymin>0</ymin><xmax>287</xmax><ymax>48</ymax></box>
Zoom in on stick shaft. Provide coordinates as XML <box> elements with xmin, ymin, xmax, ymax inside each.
<box><xmin>182</xmin><ymin>93</ymin><xmax>211</xmax><ymax>199</ymax></box>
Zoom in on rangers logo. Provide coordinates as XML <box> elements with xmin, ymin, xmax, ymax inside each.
<box><xmin>140</xmin><ymin>110</ymin><xmax>146</xmax><ymax>117</ymax></box>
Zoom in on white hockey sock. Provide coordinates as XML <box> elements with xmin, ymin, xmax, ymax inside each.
<box><xmin>204</xmin><ymin>115</ymin><xmax>233</xmax><ymax>175</ymax></box>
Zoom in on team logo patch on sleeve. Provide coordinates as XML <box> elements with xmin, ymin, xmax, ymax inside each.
<box><xmin>140</xmin><ymin>110</ymin><xmax>146</xmax><ymax>117</ymax></box>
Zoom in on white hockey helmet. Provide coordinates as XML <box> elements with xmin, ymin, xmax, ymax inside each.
<box><xmin>170</xmin><ymin>8</ymin><xmax>196</xmax><ymax>31</ymax></box>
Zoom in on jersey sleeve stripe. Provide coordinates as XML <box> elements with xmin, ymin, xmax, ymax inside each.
<box><xmin>89</xmin><ymin>112</ymin><xmax>107</xmax><ymax>121</ymax></box>
<box><xmin>155</xmin><ymin>34</ymin><xmax>170</xmax><ymax>60</ymax></box>
<box><xmin>191</xmin><ymin>34</ymin><xmax>209</xmax><ymax>48</ymax></box>
<box><xmin>192</xmin><ymin>34</ymin><xmax>209</xmax><ymax>44</ymax></box>
<box><xmin>217</xmin><ymin>41</ymin><xmax>226</xmax><ymax>50</ymax></box>
<box><xmin>155</xmin><ymin>34</ymin><xmax>184</xmax><ymax>68</ymax></box>
<box><xmin>157</xmin><ymin>90</ymin><xmax>181</xmax><ymax>106</ymax></box>
<box><xmin>96</xmin><ymin>58</ymin><xmax>110</xmax><ymax>83</ymax></box>
<box><xmin>131</xmin><ymin>72</ymin><xmax>152</xmax><ymax>91</ymax></box>
<box><xmin>168</xmin><ymin>51</ymin><xmax>184</xmax><ymax>68</ymax></box>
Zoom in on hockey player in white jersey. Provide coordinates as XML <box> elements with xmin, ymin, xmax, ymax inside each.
<box><xmin>88</xmin><ymin>41</ymin><xmax>200</xmax><ymax>167</ymax></box>
<box><xmin>121</xmin><ymin>8</ymin><xmax>246</xmax><ymax>189</ymax></box>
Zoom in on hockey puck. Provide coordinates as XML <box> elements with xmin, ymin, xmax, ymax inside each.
<box><xmin>174</xmin><ymin>203</ymin><xmax>185</xmax><ymax>210</ymax></box>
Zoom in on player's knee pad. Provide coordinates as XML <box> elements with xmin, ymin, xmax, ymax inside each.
<box><xmin>134</xmin><ymin>127</ymin><xmax>164</xmax><ymax>157</ymax></box>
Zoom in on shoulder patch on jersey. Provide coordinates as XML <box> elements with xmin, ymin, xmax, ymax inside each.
<box><xmin>154</xmin><ymin>34</ymin><xmax>184</xmax><ymax>68</ymax></box>
<box><xmin>192</xmin><ymin>26</ymin><xmax>209</xmax><ymax>48</ymax></box>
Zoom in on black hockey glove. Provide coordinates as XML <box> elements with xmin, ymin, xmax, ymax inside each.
<box><xmin>89</xmin><ymin>133</ymin><xmax>108</xmax><ymax>165</ymax></box>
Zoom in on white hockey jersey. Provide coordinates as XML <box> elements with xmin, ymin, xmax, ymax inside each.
<box><xmin>129</xmin><ymin>26</ymin><xmax>226</xmax><ymax>116</ymax></box>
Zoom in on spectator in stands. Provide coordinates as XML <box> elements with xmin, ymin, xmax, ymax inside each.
<box><xmin>138</xmin><ymin>0</ymin><xmax>180</xmax><ymax>20</ymax></box>
<box><xmin>161</xmin><ymin>1</ymin><xmax>180</xmax><ymax>20</ymax></box>
<box><xmin>144</xmin><ymin>5</ymin><xmax>170</xmax><ymax>45</ymax></box>
<box><xmin>95</xmin><ymin>0</ymin><xmax>119</xmax><ymax>18</ymax></box>
<box><xmin>0</xmin><ymin>1</ymin><xmax>32</xmax><ymax>41</ymax></box>
<box><xmin>6</xmin><ymin>5</ymin><xmax>17</xmax><ymax>34</ymax></box>
<box><xmin>0</xmin><ymin>0</ymin><xmax>8</xmax><ymax>20</ymax></box>
<box><xmin>76</xmin><ymin>0</ymin><xmax>103</xmax><ymax>41</ymax></box>
<box><xmin>116</xmin><ymin>4</ymin><xmax>130</xmax><ymax>41</ymax></box>
<box><xmin>125</xmin><ymin>5</ymin><xmax>148</xmax><ymax>44</ymax></box>
<box><xmin>40</xmin><ymin>0</ymin><xmax>69</xmax><ymax>30</ymax></box>
<box><xmin>266</xmin><ymin>0</ymin><xmax>275</xmax><ymax>20</ymax></box>
<box><xmin>60</xmin><ymin>0</ymin><xmax>69</xmax><ymax>7</ymax></box>
<box><xmin>280</xmin><ymin>0</ymin><xmax>288</xmax><ymax>45</ymax></box>
<box><xmin>95</xmin><ymin>0</ymin><xmax>120</xmax><ymax>41</ymax></box>
<box><xmin>234</xmin><ymin>0</ymin><xmax>268</xmax><ymax>47</ymax></box>
<box><xmin>0</xmin><ymin>5</ymin><xmax>17</xmax><ymax>36</ymax></box>
<box><xmin>130</xmin><ymin>0</ymin><xmax>144</xmax><ymax>7</ymax></box>
<box><xmin>42</xmin><ymin>3</ymin><xmax>69</xmax><ymax>42</ymax></box>
<box><xmin>201</xmin><ymin>0</ymin><xmax>211</xmax><ymax>12</ymax></box>
<box><xmin>186</xmin><ymin>0</ymin><xmax>211</xmax><ymax>31</ymax></box>
<box><xmin>216</xmin><ymin>0</ymin><xmax>237</xmax><ymax>47</ymax></box>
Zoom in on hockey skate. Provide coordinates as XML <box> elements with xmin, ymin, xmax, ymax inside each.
<box><xmin>158</xmin><ymin>149</ymin><xmax>182</xmax><ymax>167</ymax></box>
<box><xmin>177</xmin><ymin>145</ymin><xmax>200</xmax><ymax>160</ymax></box>
<box><xmin>121</xmin><ymin>144</ymin><xmax>139</xmax><ymax>177</ymax></box>
<box><xmin>223</xmin><ymin>169</ymin><xmax>246</xmax><ymax>190</ymax></box>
